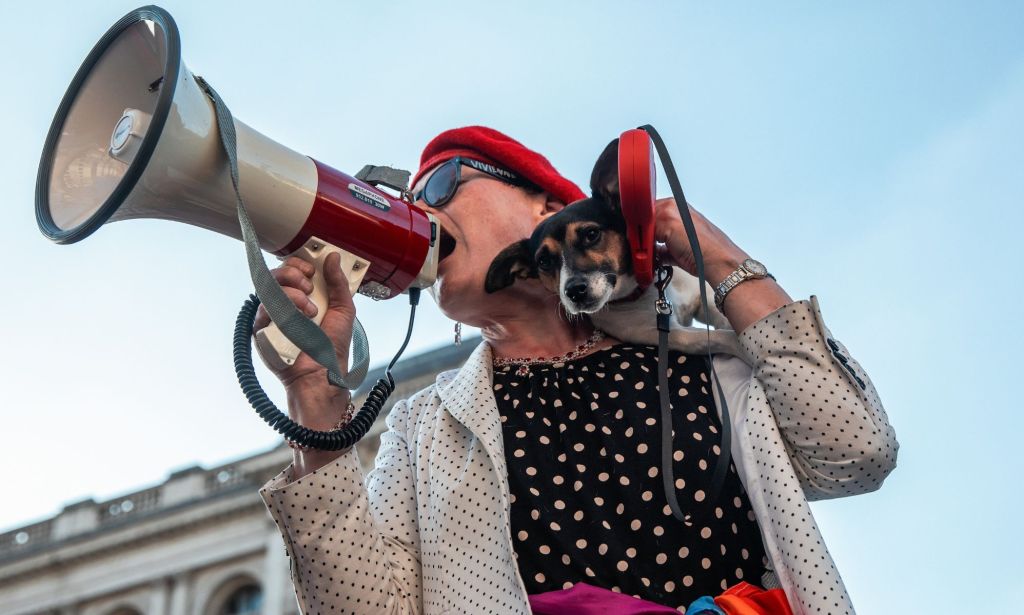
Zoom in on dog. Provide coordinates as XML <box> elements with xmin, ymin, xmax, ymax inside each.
<box><xmin>484</xmin><ymin>139</ymin><xmax>731</xmax><ymax>333</ymax></box>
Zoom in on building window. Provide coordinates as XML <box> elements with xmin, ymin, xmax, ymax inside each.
<box><xmin>220</xmin><ymin>583</ymin><xmax>262</xmax><ymax>615</ymax></box>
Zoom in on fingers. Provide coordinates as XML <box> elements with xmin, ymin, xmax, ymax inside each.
<box><xmin>251</xmin><ymin>251</ymin><xmax>357</xmax><ymax>335</ymax></box>
<box><xmin>282</xmin><ymin>255</ymin><xmax>316</xmax><ymax>276</ymax></box>
<box><xmin>253</xmin><ymin>258</ymin><xmax>318</xmax><ymax>332</ymax></box>
<box><xmin>249</xmin><ymin>252</ymin><xmax>360</xmax><ymax>385</ymax></box>
<box><xmin>654</xmin><ymin>197</ymin><xmax>702</xmax><ymax>215</ymax></box>
<box><xmin>652</xmin><ymin>199</ymin><xmax>704</xmax><ymax>276</ymax></box>
<box><xmin>654</xmin><ymin>199</ymin><xmax>699</xmax><ymax>241</ymax></box>
<box><xmin>273</xmin><ymin>258</ymin><xmax>315</xmax><ymax>294</ymax></box>
<box><xmin>254</xmin><ymin>286</ymin><xmax>318</xmax><ymax>329</ymax></box>
<box><xmin>322</xmin><ymin>252</ymin><xmax>355</xmax><ymax>314</ymax></box>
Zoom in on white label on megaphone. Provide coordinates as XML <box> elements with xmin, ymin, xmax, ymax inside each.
<box><xmin>348</xmin><ymin>183</ymin><xmax>391</xmax><ymax>212</ymax></box>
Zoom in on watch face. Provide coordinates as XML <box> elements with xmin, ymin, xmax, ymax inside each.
<box><xmin>743</xmin><ymin>259</ymin><xmax>767</xmax><ymax>276</ymax></box>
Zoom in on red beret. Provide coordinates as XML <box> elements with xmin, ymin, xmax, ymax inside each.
<box><xmin>413</xmin><ymin>126</ymin><xmax>586</xmax><ymax>206</ymax></box>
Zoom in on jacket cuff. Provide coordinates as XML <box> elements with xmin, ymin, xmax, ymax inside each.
<box><xmin>259</xmin><ymin>449</ymin><xmax>364</xmax><ymax>540</ymax></box>
<box><xmin>736</xmin><ymin>298</ymin><xmax>818</xmax><ymax>365</ymax></box>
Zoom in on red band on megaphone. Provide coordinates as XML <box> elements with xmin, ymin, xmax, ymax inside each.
<box><xmin>279</xmin><ymin>160</ymin><xmax>433</xmax><ymax>296</ymax></box>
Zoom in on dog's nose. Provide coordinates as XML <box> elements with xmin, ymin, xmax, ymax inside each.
<box><xmin>565</xmin><ymin>279</ymin><xmax>589</xmax><ymax>303</ymax></box>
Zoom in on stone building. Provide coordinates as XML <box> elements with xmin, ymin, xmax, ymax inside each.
<box><xmin>0</xmin><ymin>340</ymin><xmax>478</xmax><ymax>615</ymax></box>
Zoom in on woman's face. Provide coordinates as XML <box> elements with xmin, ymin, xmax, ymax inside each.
<box><xmin>413</xmin><ymin>165</ymin><xmax>560</xmax><ymax>324</ymax></box>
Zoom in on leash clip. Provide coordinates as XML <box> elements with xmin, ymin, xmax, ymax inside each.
<box><xmin>654</xmin><ymin>265</ymin><xmax>673</xmax><ymax>333</ymax></box>
<box><xmin>654</xmin><ymin>265</ymin><xmax>673</xmax><ymax>315</ymax></box>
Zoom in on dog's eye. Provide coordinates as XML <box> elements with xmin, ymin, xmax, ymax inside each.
<box><xmin>536</xmin><ymin>253</ymin><xmax>555</xmax><ymax>272</ymax></box>
<box><xmin>582</xmin><ymin>228</ymin><xmax>602</xmax><ymax>246</ymax></box>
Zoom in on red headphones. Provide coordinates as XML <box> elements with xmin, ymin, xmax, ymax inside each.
<box><xmin>618</xmin><ymin>128</ymin><xmax>657</xmax><ymax>290</ymax></box>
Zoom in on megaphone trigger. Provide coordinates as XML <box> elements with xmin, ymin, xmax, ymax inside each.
<box><xmin>254</xmin><ymin>238</ymin><xmax>369</xmax><ymax>372</ymax></box>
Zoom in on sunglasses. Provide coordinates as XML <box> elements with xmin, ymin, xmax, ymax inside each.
<box><xmin>413</xmin><ymin>156</ymin><xmax>524</xmax><ymax>207</ymax></box>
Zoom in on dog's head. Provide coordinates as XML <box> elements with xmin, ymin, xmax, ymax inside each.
<box><xmin>484</xmin><ymin>139</ymin><xmax>641</xmax><ymax>314</ymax></box>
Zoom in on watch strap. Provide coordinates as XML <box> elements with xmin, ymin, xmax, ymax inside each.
<box><xmin>714</xmin><ymin>260</ymin><xmax>774</xmax><ymax>311</ymax></box>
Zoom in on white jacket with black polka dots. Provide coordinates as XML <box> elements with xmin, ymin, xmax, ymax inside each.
<box><xmin>260</xmin><ymin>296</ymin><xmax>898</xmax><ymax>615</ymax></box>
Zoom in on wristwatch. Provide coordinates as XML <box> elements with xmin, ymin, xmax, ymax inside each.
<box><xmin>714</xmin><ymin>258</ymin><xmax>775</xmax><ymax>311</ymax></box>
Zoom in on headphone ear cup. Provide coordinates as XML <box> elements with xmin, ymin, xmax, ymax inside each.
<box><xmin>617</xmin><ymin>129</ymin><xmax>656</xmax><ymax>290</ymax></box>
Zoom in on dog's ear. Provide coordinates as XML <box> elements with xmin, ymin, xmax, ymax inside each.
<box><xmin>590</xmin><ymin>138</ymin><xmax>620</xmax><ymax>207</ymax></box>
<box><xmin>485</xmin><ymin>240</ymin><xmax>536</xmax><ymax>293</ymax></box>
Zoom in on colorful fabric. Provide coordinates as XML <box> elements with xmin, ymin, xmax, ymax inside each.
<box><xmin>714</xmin><ymin>582</ymin><xmax>793</xmax><ymax>615</ymax></box>
<box><xmin>686</xmin><ymin>596</ymin><xmax>726</xmax><ymax>615</ymax></box>
<box><xmin>412</xmin><ymin>125</ymin><xmax>586</xmax><ymax>206</ymax></box>
<box><xmin>526</xmin><ymin>581</ymin><xmax>791</xmax><ymax>615</ymax></box>
<box><xmin>528</xmin><ymin>582</ymin><xmax>682</xmax><ymax>614</ymax></box>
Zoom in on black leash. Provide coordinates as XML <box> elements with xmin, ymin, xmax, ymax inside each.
<box><xmin>642</xmin><ymin>125</ymin><xmax>733</xmax><ymax>525</ymax></box>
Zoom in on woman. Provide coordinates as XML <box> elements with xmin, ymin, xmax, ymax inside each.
<box><xmin>256</xmin><ymin>126</ymin><xmax>898</xmax><ymax>614</ymax></box>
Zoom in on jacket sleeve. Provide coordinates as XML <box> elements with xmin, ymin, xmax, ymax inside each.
<box><xmin>736</xmin><ymin>295</ymin><xmax>898</xmax><ymax>500</ymax></box>
<box><xmin>259</xmin><ymin>397</ymin><xmax>423</xmax><ymax>614</ymax></box>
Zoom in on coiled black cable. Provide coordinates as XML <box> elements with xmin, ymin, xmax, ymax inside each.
<box><xmin>233</xmin><ymin>288</ymin><xmax>420</xmax><ymax>451</ymax></box>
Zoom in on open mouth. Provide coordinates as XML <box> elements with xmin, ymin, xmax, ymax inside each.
<box><xmin>437</xmin><ymin>226</ymin><xmax>457</xmax><ymax>262</ymax></box>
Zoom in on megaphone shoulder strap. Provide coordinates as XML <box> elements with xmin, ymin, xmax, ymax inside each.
<box><xmin>195</xmin><ymin>76</ymin><xmax>370</xmax><ymax>390</ymax></box>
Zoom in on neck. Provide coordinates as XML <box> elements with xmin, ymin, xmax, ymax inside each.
<box><xmin>478</xmin><ymin>296</ymin><xmax>594</xmax><ymax>361</ymax></box>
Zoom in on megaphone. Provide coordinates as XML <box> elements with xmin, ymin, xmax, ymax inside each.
<box><xmin>36</xmin><ymin>5</ymin><xmax>441</xmax><ymax>371</ymax></box>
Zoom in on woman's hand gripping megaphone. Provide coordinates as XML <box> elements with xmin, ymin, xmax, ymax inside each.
<box><xmin>252</xmin><ymin>251</ymin><xmax>367</xmax><ymax>469</ymax></box>
<box><xmin>252</xmin><ymin>236</ymin><xmax>369</xmax><ymax>376</ymax></box>
<box><xmin>253</xmin><ymin>252</ymin><xmax>358</xmax><ymax>391</ymax></box>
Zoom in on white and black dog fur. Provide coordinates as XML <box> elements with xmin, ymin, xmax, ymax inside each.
<box><xmin>485</xmin><ymin>139</ymin><xmax>731</xmax><ymax>332</ymax></box>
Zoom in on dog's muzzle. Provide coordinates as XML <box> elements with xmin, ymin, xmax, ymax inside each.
<box><xmin>561</xmin><ymin>270</ymin><xmax>618</xmax><ymax>314</ymax></box>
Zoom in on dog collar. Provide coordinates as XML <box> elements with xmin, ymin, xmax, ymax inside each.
<box><xmin>608</xmin><ymin>285</ymin><xmax>647</xmax><ymax>305</ymax></box>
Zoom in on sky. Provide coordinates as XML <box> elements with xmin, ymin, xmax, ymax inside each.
<box><xmin>1</xmin><ymin>1</ymin><xmax>1021</xmax><ymax>611</ymax></box>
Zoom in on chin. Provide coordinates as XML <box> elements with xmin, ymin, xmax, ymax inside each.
<box><xmin>429</xmin><ymin>276</ymin><xmax>458</xmax><ymax>314</ymax></box>
<box><xmin>562</xmin><ymin>288</ymin><xmax>615</xmax><ymax>315</ymax></box>
<box><xmin>431</xmin><ymin>270</ymin><xmax>486</xmax><ymax>321</ymax></box>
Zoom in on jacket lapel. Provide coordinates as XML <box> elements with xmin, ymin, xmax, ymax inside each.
<box><xmin>435</xmin><ymin>341</ymin><xmax>510</xmax><ymax>495</ymax></box>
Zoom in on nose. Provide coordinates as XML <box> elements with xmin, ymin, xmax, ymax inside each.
<box><xmin>565</xmin><ymin>279</ymin><xmax>589</xmax><ymax>303</ymax></box>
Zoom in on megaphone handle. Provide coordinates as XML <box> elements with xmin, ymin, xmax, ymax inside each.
<box><xmin>254</xmin><ymin>237</ymin><xmax>370</xmax><ymax>372</ymax></box>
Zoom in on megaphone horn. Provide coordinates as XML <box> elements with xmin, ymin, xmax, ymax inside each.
<box><xmin>36</xmin><ymin>5</ymin><xmax>441</xmax><ymax>371</ymax></box>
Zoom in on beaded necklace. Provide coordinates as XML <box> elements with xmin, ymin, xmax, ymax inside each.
<box><xmin>492</xmin><ymin>329</ymin><xmax>607</xmax><ymax>377</ymax></box>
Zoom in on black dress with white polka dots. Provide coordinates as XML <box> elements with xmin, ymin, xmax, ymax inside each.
<box><xmin>495</xmin><ymin>343</ymin><xmax>769</xmax><ymax>609</ymax></box>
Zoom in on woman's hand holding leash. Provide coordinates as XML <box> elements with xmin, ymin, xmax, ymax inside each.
<box><xmin>653</xmin><ymin>197</ymin><xmax>792</xmax><ymax>333</ymax></box>
<box><xmin>253</xmin><ymin>252</ymin><xmax>358</xmax><ymax>477</ymax></box>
